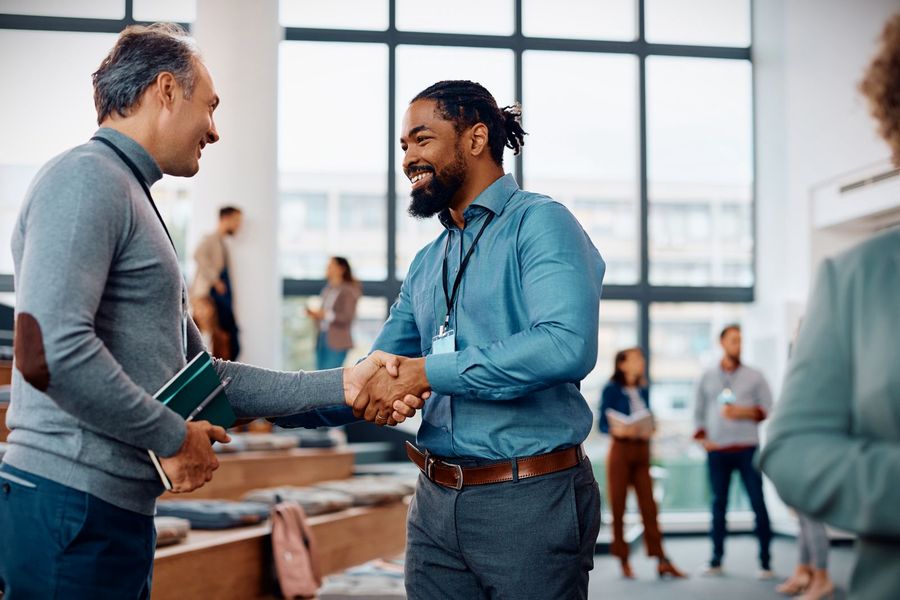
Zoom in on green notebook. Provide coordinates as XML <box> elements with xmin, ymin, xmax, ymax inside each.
<box><xmin>155</xmin><ymin>351</ymin><xmax>235</xmax><ymax>427</ymax></box>
<box><xmin>148</xmin><ymin>351</ymin><xmax>236</xmax><ymax>490</ymax></box>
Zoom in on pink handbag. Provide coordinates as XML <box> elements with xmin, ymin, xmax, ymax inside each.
<box><xmin>271</xmin><ymin>501</ymin><xmax>322</xmax><ymax>599</ymax></box>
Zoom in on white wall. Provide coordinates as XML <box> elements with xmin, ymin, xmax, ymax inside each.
<box><xmin>752</xmin><ymin>0</ymin><xmax>898</xmax><ymax>393</ymax></box>
<box><xmin>192</xmin><ymin>0</ymin><xmax>282</xmax><ymax>368</ymax></box>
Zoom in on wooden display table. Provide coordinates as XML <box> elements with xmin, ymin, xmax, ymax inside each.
<box><xmin>152</xmin><ymin>500</ymin><xmax>409</xmax><ymax>600</ymax></box>
<box><xmin>160</xmin><ymin>448</ymin><xmax>355</xmax><ymax>501</ymax></box>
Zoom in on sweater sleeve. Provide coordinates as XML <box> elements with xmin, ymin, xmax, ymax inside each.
<box><xmin>182</xmin><ymin>316</ymin><xmax>349</xmax><ymax>419</ymax></box>
<box><xmin>13</xmin><ymin>161</ymin><xmax>186</xmax><ymax>457</ymax></box>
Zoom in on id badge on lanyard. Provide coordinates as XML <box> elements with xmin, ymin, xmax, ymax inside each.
<box><xmin>432</xmin><ymin>328</ymin><xmax>456</xmax><ymax>355</ymax></box>
<box><xmin>433</xmin><ymin>212</ymin><xmax>494</xmax><ymax>356</ymax></box>
<box><xmin>718</xmin><ymin>372</ymin><xmax>736</xmax><ymax>405</ymax></box>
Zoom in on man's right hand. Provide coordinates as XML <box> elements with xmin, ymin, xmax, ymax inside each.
<box><xmin>701</xmin><ymin>439</ymin><xmax>719</xmax><ymax>452</ymax></box>
<box><xmin>352</xmin><ymin>357</ymin><xmax>430</xmax><ymax>425</ymax></box>
<box><xmin>159</xmin><ymin>421</ymin><xmax>230</xmax><ymax>493</ymax></box>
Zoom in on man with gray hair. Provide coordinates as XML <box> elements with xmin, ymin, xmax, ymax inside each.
<box><xmin>0</xmin><ymin>23</ymin><xmax>421</xmax><ymax>599</ymax></box>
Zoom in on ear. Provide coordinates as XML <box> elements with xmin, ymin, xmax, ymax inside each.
<box><xmin>153</xmin><ymin>71</ymin><xmax>180</xmax><ymax>110</ymax></box>
<box><xmin>468</xmin><ymin>122</ymin><xmax>489</xmax><ymax>158</ymax></box>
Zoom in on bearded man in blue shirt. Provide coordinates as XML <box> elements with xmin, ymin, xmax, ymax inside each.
<box><xmin>278</xmin><ymin>80</ymin><xmax>606</xmax><ymax>599</ymax></box>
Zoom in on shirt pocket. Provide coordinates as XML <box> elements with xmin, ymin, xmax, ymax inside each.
<box><xmin>412</xmin><ymin>286</ymin><xmax>440</xmax><ymax>356</ymax></box>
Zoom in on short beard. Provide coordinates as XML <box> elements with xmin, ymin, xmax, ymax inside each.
<box><xmin>408</xmin><ymin>148</ymin><xmax>466</xmax><ymax>219</ymax></box>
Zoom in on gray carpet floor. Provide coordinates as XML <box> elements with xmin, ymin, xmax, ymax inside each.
<box><xmin>588</xmin><ymin>534</ymin><xmax>854</xmax><ymax>600</ymax></box>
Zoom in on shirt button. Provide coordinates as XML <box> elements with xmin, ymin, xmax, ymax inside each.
<box><xmin>1</xmin><ymin>482</ymin><xmax>10</xmax><ymax>495</ymax></box>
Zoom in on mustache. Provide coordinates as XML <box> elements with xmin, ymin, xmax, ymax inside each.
<box><xmin>406</xmin><ymin>165</ymin><xmax>434</xmax><ymax>177</ymax></box>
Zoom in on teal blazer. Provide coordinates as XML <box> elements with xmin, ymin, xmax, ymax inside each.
<box><xmin>760</xmin><ymin>227</ymin><xmax>900</xmax><ymax>600</ymax></box>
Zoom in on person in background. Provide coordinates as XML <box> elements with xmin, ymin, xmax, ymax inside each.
<box><xmin>306</xmin><ymin>256</ymin><xmax>361</xmax><ymax>369</ymax></box>
<box><xmin>693</xmin><ymin>324</ymin><xmax>773</xmax><ymax>579</ymax></box>
<box><xmin>775</xmin><ymin>320</ymin><xmax>835</xmax><ymax>600</ymax></box>
<box><xmin>190</xmin><ymin>205</ymin><xmax>242</xmax><ymax>360</ymax></box>
<box><xmin>599</xmin><ymin>347</ymin><xmax>686</xmax><ymax>580</ymax></box>
<box><xmin>776</xmin><ymin>513</ymin><xmax>834</xmax><ymax>599</ymax></box>
<box><xmin>760</xmin><ymin>13</ymin><xmax>900</xmax><ymax>600</ymax></box>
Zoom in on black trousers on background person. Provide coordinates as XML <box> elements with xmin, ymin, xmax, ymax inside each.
<box><xmin>707</xmin><ymin>446</ymin><xmax>772</xmax><ymax>569</ymax></box>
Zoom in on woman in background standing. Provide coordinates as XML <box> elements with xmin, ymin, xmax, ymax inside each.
<box><xmin>599</xmin><ymin>347</ymin><xmax>685</xmax><ymax>580</ymax></box>
<box><xmin>307</xmin><ymin>256</ymin><xmax>361</xmax><ymax>369</ymax></box>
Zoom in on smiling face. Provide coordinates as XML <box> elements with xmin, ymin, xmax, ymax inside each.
<box><xmin>160</xmin><ymin>59</ymin><xmax>220</xmax><ymax>177</ymax></box>
<box><xmin>400</xmin><ymin>99</ymin><xmax>469</xmax><ymax>219</ymax></box>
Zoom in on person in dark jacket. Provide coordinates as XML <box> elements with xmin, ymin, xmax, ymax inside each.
<box><xmin>599</xmin><ymin>347</ymin><xmax>685</xmax><ymax>580</ymax></box>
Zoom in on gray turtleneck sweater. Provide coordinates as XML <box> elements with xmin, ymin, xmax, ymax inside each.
<box><xmin>7</xmin><ymin>128</ymin><xmax>344</xmax><ymax>515</ymax></box>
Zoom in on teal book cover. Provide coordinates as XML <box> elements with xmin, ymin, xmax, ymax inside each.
<box><xmin>154</xmin><ymin>352</ymin><xmax>236</xmax><ymax>429</ymax></box>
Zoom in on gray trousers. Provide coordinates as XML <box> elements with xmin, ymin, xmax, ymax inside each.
<box><xmin>797</xmin><ymin>512</ymin><xmax>829</xmax><ymax>570</ymax></box>
<box><xmin>405</xmin><ymin>454</ymin><xmax>601</xmax><ymax>600</ymax></box>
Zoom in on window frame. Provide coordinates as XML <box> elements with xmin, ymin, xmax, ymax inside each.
<box><xmin>278</xmin><ymin>0</ymin><xmax>756</xmax><ymax>364</ymax></box>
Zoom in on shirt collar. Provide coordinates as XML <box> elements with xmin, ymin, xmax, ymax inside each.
<box><xmin>93</xmin><ymin>127</ymin><xmax>164</xmax><ymax>186</ymax></box>
<box><xmin>438</xmin><ymin>173</ymin><xmax>519</xmax><ymax>230</ymax></box>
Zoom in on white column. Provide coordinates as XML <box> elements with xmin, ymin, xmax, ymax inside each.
<box><xmin>191</xmin><ymin>0</ymin><xmax>282</xmax><ymax>368</ymax></box>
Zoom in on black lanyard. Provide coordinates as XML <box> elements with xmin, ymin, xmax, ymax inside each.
<box><xmin>440</xmin><ymin>211</ymin><xmax>495</xmax><ymax>334</ymax></box>
<box><xmin>91</xmin><ymin>136</ymin><xmax>176</xmax><ymax>254</ymax></box>
<box><xmin>92</xmin><ymin>135</ymin><xmax>187</xmax><ymax>357</ymax></box>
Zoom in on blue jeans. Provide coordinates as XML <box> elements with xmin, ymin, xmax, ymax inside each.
<box><xmin>0</xmin><ymin>463</ymin><xmax>156</xmax><ymax>599</ymax></box>
<box><xmin>316</xmin><ymin>332</ymin><xmax>348</xmax><ymax>370</ymax></box>
<box><xmin>707</xmin><ymin>447</ymin><xmax>772</xmax><ymax>569</ymax></box>
<box><xmin>405</xmin><ymin>453</ymin><xmax>601</xmax><ymax>600</ymax></box>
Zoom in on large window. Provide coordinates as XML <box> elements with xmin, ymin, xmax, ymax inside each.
<box><xmin>277</xmin><ymin>1</ymin><xmax>755</xmax><ymax>518</ymax></box>
<box><xmin>0</xmin><ymin>5</ymin><xmax>197</xmax><ymax>275</ymax></box>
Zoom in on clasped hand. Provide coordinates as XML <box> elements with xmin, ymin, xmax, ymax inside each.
<box><xmin>344</xmin><ymin>352</ymin><xmax>431</xmax><ymax>426</ymax></box>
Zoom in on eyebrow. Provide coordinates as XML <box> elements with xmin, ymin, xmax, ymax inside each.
<box><xmin>400</xmin><ymin>124</ymin><xmax>431</xmax><ymax>143</ymax></box>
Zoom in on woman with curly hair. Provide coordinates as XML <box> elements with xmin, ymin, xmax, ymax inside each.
<box><xmin>760</xmin><ymin>12</ymin><xmax>900</xmax><ymax>600</ymax></box>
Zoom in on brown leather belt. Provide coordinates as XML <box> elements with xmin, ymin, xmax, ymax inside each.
<box><xmin>406</xmin><ymin>441</ymin><xmax>584</xmax><ymax>491</ymax></box>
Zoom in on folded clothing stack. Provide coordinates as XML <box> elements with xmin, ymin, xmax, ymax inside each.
<box><xmin>155</xmin><ymin>499</ymin><xmax>271</xmax><ymax>529</ymax></box>
<box><xmin>313</xmin><ymin>477</ymin><xmax>410</xmax><ymax>506</ymax></box>
<box><xmin>154</xmin><ymin>516</ymin><xmax>191</xmax><ymax>547</ymax></box>
<box><xmin>288</xmin><ymin>427</ymin><xmax>343</xmax><ymax>449</ymax></box>
<box><xmin>231</xmin><ymin>433</ymin><xmax>299</xmax><ymax>452</ymax></box>
<box><xmin>212</xmin><ymin>435</ymin><xmax>247</xmax><ymax>454</ymax></box>
<box><xmin>318</xmin><ymin>557</ymin><xmax>407</xmax><ymax>599</ymax></box>
<box><xmin>242</xmin><ymin>486</ymin><xmax>354</xmax><ymax>516</ymax></box>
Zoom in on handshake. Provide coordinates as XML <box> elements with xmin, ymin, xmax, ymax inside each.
<box><xmin>159</xmin><ymin>351</ymin><xmax>431</xmax><ymax>493</ymax></box>
<box><xmin>342</xmin><ymin>350</ymin><xmax>432</xmax><ymax>426</ymax></box>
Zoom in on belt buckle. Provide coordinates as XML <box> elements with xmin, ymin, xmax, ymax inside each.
<box><xmin>424</xmin><ymin>452</ymin><xmax>436</xmax><ymax>481</ymax></box>
<box><xmin>423</xmin><ymin>452</ymin><xmax>464</xmax><ymax>490</ymax></box>
<box><xmin>446</xmin><ymin>462</ymin><xmax>463</xmax><ymax>490</ymax></box>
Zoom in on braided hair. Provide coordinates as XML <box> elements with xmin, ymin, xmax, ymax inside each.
<box><xmin>412</xmin><ymin>80</ymin><xmax>527</xmax><ymax>166</ymax></box>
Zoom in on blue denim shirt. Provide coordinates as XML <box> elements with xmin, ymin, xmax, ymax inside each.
<box><xmin>278</xmin><ymin>174</ymin><xmax>605</xmax><ymax>459</ymax></box>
